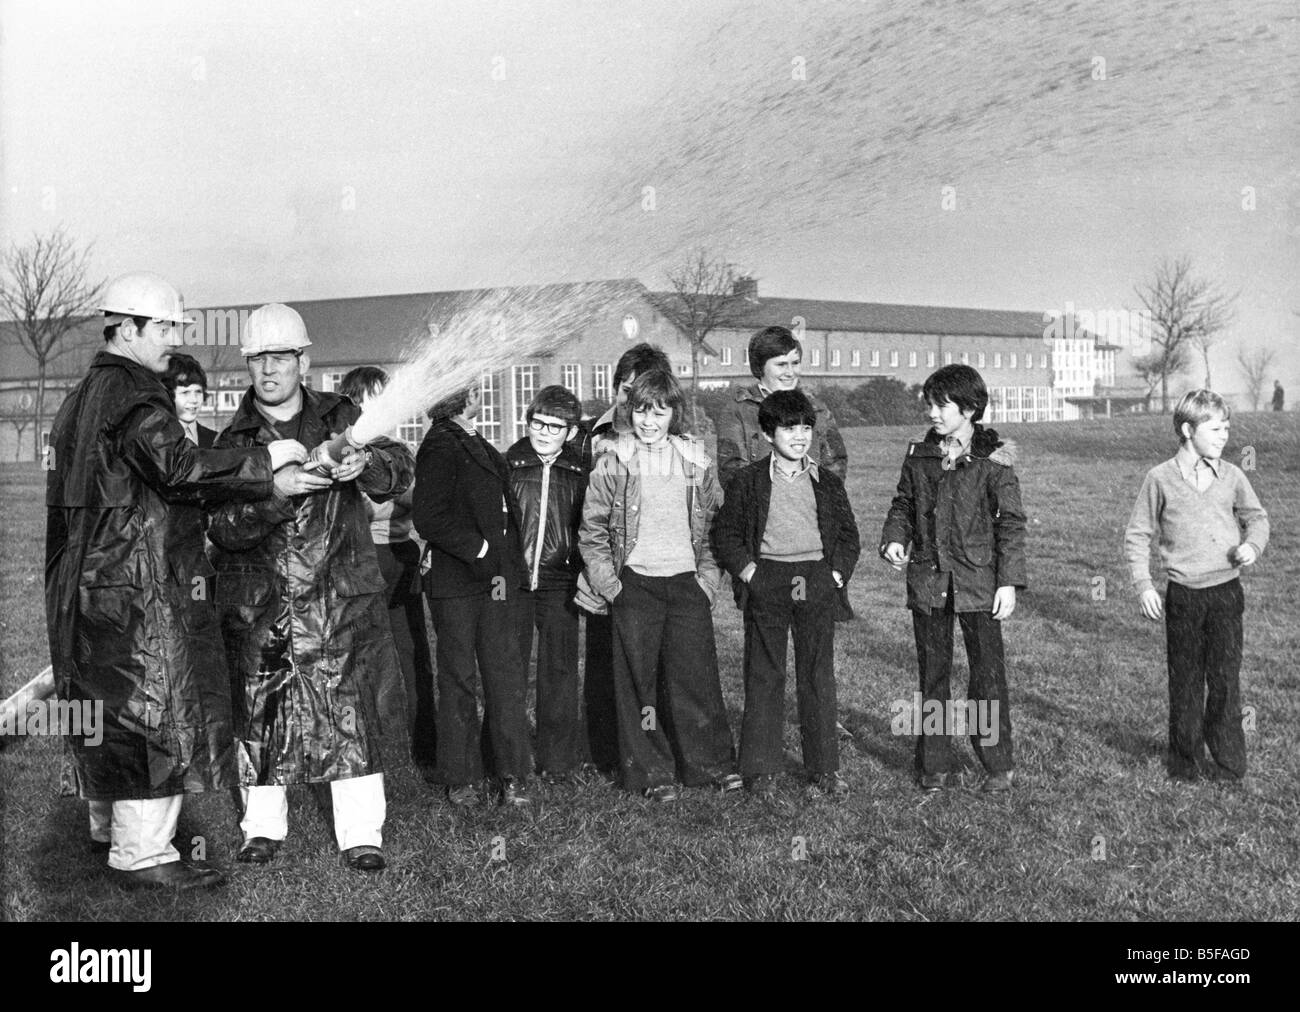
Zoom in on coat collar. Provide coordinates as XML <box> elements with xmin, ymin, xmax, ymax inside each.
<box><xmin>606</xmin><ymin>432</ymin><xmax>711</xmax><ymax>471</ymax></box>
<box><xmin>914</xmin><ymin>424</ymin><xmax>1014</xmax><ymax>465</ymax></box>
<box><xmin>435</xmin><ymin>416</ymin><xmax>504</xmax><ymax>476</ymax></box>
<box><xmin>227</xmin><ymin>384</ymin><xmax>349</xmax><ymax>438</ymax></box>
<box><xmin>507</xmin><ymin>437</ymin><xmax>585</xmax><ymax>474</ymax></box>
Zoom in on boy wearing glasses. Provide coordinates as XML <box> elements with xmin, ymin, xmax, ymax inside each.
<box><xmin>506</xmin><ymin>386</ymin><xmax>589</xmax><ymax>783</ymax></box>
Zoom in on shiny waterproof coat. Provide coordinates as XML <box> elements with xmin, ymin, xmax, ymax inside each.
<box><xmin>879</xmin><ymin>426</ymin><xmax>1027</xmax><ymax>613</ymax></box>
<box><xmin>716</xmin><ymin>383</ymin><xmax>848</xmax><ymax>490</ymax></box>
<box><xmin>208</xmin><ymin>387</ymin><xmax>413</xmax><ymax>785</ymax></box>
<box><xmin>505</xmin><ymin>437</ymin><xmax>588</xmax><ymax>591</ymax></box>
<box><xmin>579</xmin><ymin>434</ymin><xmax>723</xmax><ymax>605</ymax></box>
<box><xmin>45</xmin><ymin>351</ymin><xmax>276</xmax><ymax>800</ymax></box>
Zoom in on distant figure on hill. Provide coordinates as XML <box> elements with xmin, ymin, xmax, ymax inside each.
<box><xmin>1272</xmin><ymin>380</ymin><xmax>1284</xmax><ymax>412</ymax></box>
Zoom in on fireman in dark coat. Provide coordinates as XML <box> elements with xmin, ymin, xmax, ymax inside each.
<box><xmin>45</xmin><ymin>271</ymin><xmax>306</xmax><ymax>891</ymax></box>
<box><xmin>207</xmin><ymin>303</ymin><xmax>413</xmax><ymax>872</ymax></box>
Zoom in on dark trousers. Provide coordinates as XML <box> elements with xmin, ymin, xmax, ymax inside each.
<box><xmin>610</xmin><ymin>569</ymin><xmax>735</xmax><ymax>791</ymax></box>
<box><xmin>740</xmin><ymin>559</ymin><xmax>838</xmax><ymax>777</ymax></box>
<box><xmin>583</xmin><ymin>612</ymin><xmax>619</xmax><ymax>771</ymax></box>
<box><xmin>375</xmin><ymin>541</ymin><xmax>437</xmax><ymax>765</ymax></box>
<box><xmin>911</xmin><ymin>596</ymin><xmax>1014</xmax><ymax>775</ymax></box>
<box><xmin>428</xmin><ymin>591</ymin><xmax>530</xmax><ymax>785</ymax></box>
<box><xmin>1164</xmin><ymin>579</ymin><xmax>1246</xmax><ymax>779</ymax></box>
<box><xmin>515</xmin><ymin>587</ymin><xmax>581</xmax><ymax>774</ymax></box>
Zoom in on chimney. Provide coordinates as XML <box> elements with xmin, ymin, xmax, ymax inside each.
<box><xmin>733</xmin><ymin>275</ymin><xmax>758</xmax><ymax>303</ymax></box>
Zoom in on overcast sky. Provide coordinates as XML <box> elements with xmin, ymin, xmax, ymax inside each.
<box><xmin>2</xmin><ymin>0</ymin><xmax>1296</xmax><ymax>394</ymax></box>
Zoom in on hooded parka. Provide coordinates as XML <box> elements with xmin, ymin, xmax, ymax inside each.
<box><xmin>45</xmin><ymin>351</ymin><xmax>277</xmax><ymax>800</ymax></box>
<box><xmin>208</xmin><ymin>386</ymin><xmax>414</xmax><ymax>785</ymax></box>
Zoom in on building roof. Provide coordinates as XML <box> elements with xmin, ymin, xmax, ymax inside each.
<box><xmin>663</xmin><ymin>293</ymin><xmax>1051</xmax><ymax>338</ymax></box>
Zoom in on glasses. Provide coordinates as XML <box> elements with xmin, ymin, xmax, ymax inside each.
<box><xmin>248</xmin><ymin>352</ymin><xmax>301</xmax><ymax>368</ymax></box>
<box><xmin>528</xmin><ymin>418</ymin><xmax>568</xmax><ymax>436</ymax></box>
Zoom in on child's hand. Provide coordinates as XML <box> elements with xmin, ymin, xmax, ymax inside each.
<box><xmin>832</xmin><ymin>570</ymin><xmax>844</xmax><ymax>589</ymax></box>
<box><xmin>1231</xmin><ymin>543</ymin><xmax>1258</xmax><ymax>567</ymax></box>
<box><xmin>991</xmin><ymin>586</ymin><xmax>1016</xmax><ymax>621</ymax></box>
<box><xmin>882</xmin><ymin>542</ymin><xmax>909</xmax><ymax>570</ymax></box>
<box><xmin>1139</xmin><ymin>588</ymin><xmax>1163</xmax><ymax>621</ymax></box>
<box><xmin>740</xmin><ymin>562</ymin><xmax>758</xmax><ymax>584</ymax></box>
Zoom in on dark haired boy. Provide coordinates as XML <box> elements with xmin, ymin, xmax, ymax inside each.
<box><xmin>507</xmin><ymin>385</ymin><xmax>589</xmax><ymax>783</ymax></box>
<box><xmin>880</xmin><ymin>364</ymin><xmax>1025</xmax><ymax>793</ymax></box>
<box><xmin>162</xmin><ymin>353</ymin><xmax>216</xmax><ymax>447</ymax></box>
<box><xmin>713</xmin><ymin>389</ymin><xmax>860</xmax><ymax>800</ymax></box>
<box><xmin>1124</xmin><ymin>389</ymin><xmax>1268</xmax><ymax>782</ymax></box>
<box><xmin>717</xmin><ymin>325</ymin><xmax>847</xmax><ymax>491</ymax></box>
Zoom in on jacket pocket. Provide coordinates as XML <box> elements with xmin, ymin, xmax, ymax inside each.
<box><xmin>78</xmin><ymin>583</ymin><xmax>141</xmax><ymax>634</ymax></box>
<box><xmin>332</xmin><ymin>566</ymin><xmax>386</xmax><ymax>597</ymax></box>
<box><xmin>957</xmin><ymin>538</ymin><xmax>993</xmax><ymax>567</ymax></box>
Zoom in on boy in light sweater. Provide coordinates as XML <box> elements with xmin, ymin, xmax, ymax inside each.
<box><xmin>1124</xmin><ymin>389</ymin><xmax>1269</xmax><ymax>782</ymax></box>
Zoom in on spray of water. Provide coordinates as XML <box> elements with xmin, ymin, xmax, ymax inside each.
<box><xmin>308</xmin><ymin>280</ymin><xmax>631</xmax><ymax>463</ymax></box>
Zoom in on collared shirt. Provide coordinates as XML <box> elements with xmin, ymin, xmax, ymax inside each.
<box><xmin>1175</xmin><ymin>447</ymin><xmax>1221</xmax><ymax>492</ymax></box>
<box><xmin>181</xmin><ymin>420</ymin><xmax>199</xmax><ymax>446</ymax></box>
<box><xmin>769</xmin><ymin>453</ymin><xmax>819</xmax><ymax>484</ymax></box>
<box><xmin>940</xmin><ymin>432</ymin><xmax>970</xmax><ymax>471</ymax></box>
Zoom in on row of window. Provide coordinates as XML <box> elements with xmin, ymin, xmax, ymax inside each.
<box><xmin>698</xmin><ymin>347</ymin><xmax>1052</xmax><ymax>372</ymax></box>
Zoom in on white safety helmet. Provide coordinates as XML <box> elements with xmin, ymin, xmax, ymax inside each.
<box><xmin>241</xmin><ymin>303</ymin><xmax>312</xmax><ymax>357</ymax></box>
<box><xmin>100</xmin><ymin>271</ymin><xmax>194</xmax><ymax>325</ymax></box>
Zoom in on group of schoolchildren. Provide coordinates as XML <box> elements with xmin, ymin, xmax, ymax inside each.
<box><xmin>168</xmin><ymin>324</ymin><xmax>1269</xmax><ymax>808</ymax></box>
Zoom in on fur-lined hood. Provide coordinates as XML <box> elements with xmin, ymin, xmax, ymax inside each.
<box><xmin>916</xmin><ymin>424</ymin><xmax>1018</xmax><ymax>467</ymax></box>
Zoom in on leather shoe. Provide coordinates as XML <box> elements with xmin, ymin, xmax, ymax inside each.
<box><xmin>237</xmin><ymin>836</ymin><xmax>281</xmax><ymax>864</ymax></box>
<box><xmin>920</xmin><ymin>772</ymin><xmax>948</xmax><ymax>793</ymax></box>
<box><xmin>343</xmin><ymin>845</ymin><xmax>386</xmax><ymax>872</ymax></box>
<box><xmin>500</xmin><ymin>777</ymin><xmax>533</xmax><ymax>807</ymax></box>
<box><xmin>982</xmin><ymin>771</ymin><xmax>1015</xmax><ymax>794</ymax></box>
<box><xmin>116</xmin><ymin>860</ymin><xmax>225</xmax><ymax>891</ymax></box>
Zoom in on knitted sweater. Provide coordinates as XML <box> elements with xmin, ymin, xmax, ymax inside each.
<box><xmin>1124</xmin><ymin>457</ymin><xmax>1269</xmax><ymax>594</ymax></box>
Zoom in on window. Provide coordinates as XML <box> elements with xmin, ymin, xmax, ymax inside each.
<box><xmin>830</xmin><ymin>348</ymin><xmax>841</xmax><ymax>367</ymax></box>
<box><xmin>1041</xmin><ymin>353</ymin><xmax>1048</xmax><ymax>369</ymax></box>
<box><xmin>398</xmin><ymin>414</ymin><xmax>425</xmax><ymax>447</ymax></box>
<box><xmin>677</xmin><ymin>364</ymin><xmax>691</xmax><ymax>377</ymax></box>
<box><xmin>944</xmin><ymin>352</ymin><xmax>953</xmax><ymax>365</ymax></box>
<box><xmin>743</xmin><ymin>348</ymin><xmax>749</xmax><ymax>365</ymax></box>
<box><xmin>1025</xmin><ymin>355</ymin><xmax>1033</xmax><ymax>371</ymax></box>
<box><xmin>810</xmin><ymin>348</ymin><xmax>821</xmax><ymax>367</ymax></box>
<box><xmin>978</xmin><ymin>352</ymin><xmax>986</xmax><ymax>368</ymax></box>
<box><xmin>302</xmin><ymin>373</ymin><xmax>313</xmax><ymax>388</ymax></box>
<box><xmin>217</xmin><ymin>390</ymin><xmax>241</xmax><ymax>411</ymax></box>
<box><xmin>477</xmin><ymin>371</ymin><xmax>502</xmax><ymax>444</ymax></box>
<box><xmin>909</xmin><ymin>350</ymin><xmax>917</xmax><ymax>368</ymax></box>
<box><xmin>1010</xmin><ymin>352</ymin><xmax>1018</xmax><ymax>369</ymax></box>
<box><xmin>322</xmin><ymin>372</ymin><xmax>345</xmax><ymax>393</ymax></box>
<box><xmin>851</xmin><ymin>349</ymin><xmax>861</xmax><ymax>368</ymax></box>
<box><xmin>561</xmin><ymin>363</ymin><xmax>582</xmax><ymax>399</ymax></box>
<box><xmin>592</xmin><ymin>363</ymin><xmax>612</xmax><ymax>403</ymax></box>
<box><xmin>994</xmin><ymin>352</ymin><xmax>1002</xmax><ymax>369</ymax></box>
<box><xmin>889</xmin><ymin>350</ymin><xmax>899</xmax><ymax>368</ymax></box>
<box><xmin>512</xmin><ymin>365</ymin><xmax>539</xmax><ymax>440</ymax></box>
<box><xmin>721</xmin><ymin>347</ymin><xmax>732</xmax><ymax>366</ymax></box>
<box><xmin>927</xmin><ymin>351</ymin><xmax>936</xmax><ymax>368</ymax></box>
<box><xmin>870</xmin><ymin>349</ymin><xmax>880</xmax><ymax>367</ymax></box>
<box><xmin>960</xmin><ymin>351</ymin><xmax>969</xmax><ymax>365</ymax></box>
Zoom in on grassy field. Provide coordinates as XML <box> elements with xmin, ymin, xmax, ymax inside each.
<box><xmin>2</xmin><ymin>414</ymin><xmax>1297</xmax><ymax>920</ymax></box>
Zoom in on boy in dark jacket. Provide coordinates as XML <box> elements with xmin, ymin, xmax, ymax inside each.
<box><xmin>507</xmin><ymin>385</ymin><xmax>588</xmax><ymax>783</ymax></box>
<box><xmin>413</xmin><ymin>384</ymin><xmax>532</xmax><ymax>808</ymax></box>
<box><xmin>880</xmin><ymin>365</ymin><xmax>1026</xmax><ymax>793</ymax></box>
<box><xmin>713</xmin><ymin>389</ymin><xmax>861</xmax><ymax>801</ymax></box>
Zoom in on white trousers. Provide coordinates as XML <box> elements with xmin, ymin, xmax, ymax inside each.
<box><xmin>240</xmin><ymin>773</ymin><xmax>386</xmax><ymax>851</ymax></box>
<box><xmin>87</xmin><ymin>796</ymin><xmax>184</xmax><ymax>872</ymax></box>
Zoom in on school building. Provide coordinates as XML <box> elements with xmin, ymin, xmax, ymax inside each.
<box><xmin>0</xmin><ymin>276</ymin><xmax>1147</xmax><ymax>459</ymax></box>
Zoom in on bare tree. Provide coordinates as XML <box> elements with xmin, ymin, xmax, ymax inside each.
<box><xmin>648</xmin><ymin>248</ymin><xmax>747</xmax><ymax>432</ymax></box>
<box><xmin>1235</xmin><ymin>344</ymin><xmax>1277</xmax><ymax>412</ymax></box>
<box><xmin>0</xmin><ymin>228</ymin><xmax>103</xmax><ymax>459</ymax></box>
<box><xmin>1134</xmin><ymin>256</ymin><xmax>1238</xmax><ymax>410</ymax></box>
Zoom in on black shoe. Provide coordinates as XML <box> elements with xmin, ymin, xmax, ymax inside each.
<box><xmin>343</xmin><ymin>845</ymin><xmax>386</xmax><ymax>872</ymax></box>
<box><xmin>645</xmin><ymin>784</ymin><xmax>679</xmax><ymax>803</ymax></box>
<box><xmin>447</xmin><ymin>783</ymin><xmax>483</xmax><ymax>808</ymax></box>
<box><xmin>539</xmin><ymin>769</ymin><xmax>573</xmax><ymax>786</ymax></box>
<box><xmin>713</xmin><ymin>773</ymin><xmax>744</xmax><ymax>794</ymax></box>
<box><xmin>116</xmin><ymin>860</ymin><xmax>225</xmax><ymax>891</ymax></box>
<box><xmin>500</xmin><ymin>777</ymin><xmax>533</xmax><ymax>807</ymax></box>
<box><xmin>746</xmin><ymin>774</ymin><xmax>777</xmax><ymax>798</ymax></box>
<box><xmin>237</xmin><ymin>836</ymin><xmax>281</xmax><ymax>865</ymax></box>
<box><xmin>806</xmin><ymin>771</ymin><xmax>850</xmax><ymax>800</ymax></box>
<box><xmin>89</xmin><ymin>839</ymin><xmax>111</xmax><ymax>855</ymax></box>
<box><xmin>982</xmin><ymin>771</ymin><xmax>1015</xmax><ymax>794</ymax></box>
<box><xmin>920</xmin><ymin>772</ymin><xmax>947</xmax><ymax>793</ymax></box>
